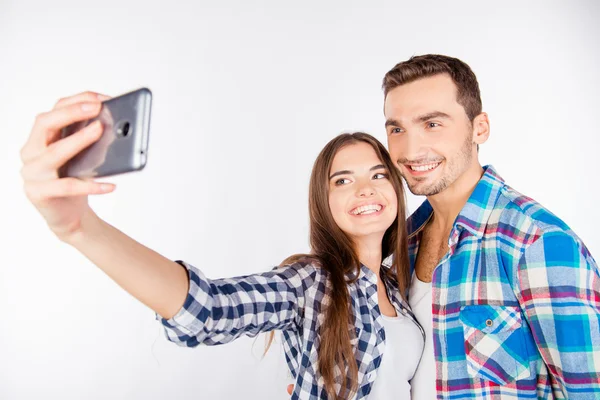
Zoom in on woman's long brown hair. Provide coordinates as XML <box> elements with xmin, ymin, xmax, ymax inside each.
<box><xmin>267</xmin><ymin>132</ymin><xmax>409</xmax><ymax>399</ymax></box>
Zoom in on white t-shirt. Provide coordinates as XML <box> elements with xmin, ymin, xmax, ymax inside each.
<box><xmin>408</xmin><ymin>273</ymin><xmax>436</xmax><ymax>400</ymax></box>
<box><xmin>369</xmin><ymin>312</ymin><xmax>423</xmax><ymax>399</ymax></box>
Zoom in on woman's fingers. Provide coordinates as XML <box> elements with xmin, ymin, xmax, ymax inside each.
<box><xmin>53</xmin><ymin>91</ymin><xmax>111</xmax><ymax>110</ymax></box>
<box><xmin>21</xmin><ymin>91</ymin><xmax>111</xmax><ymax>164</ymax></box>
<box><xmin>21</xmin><ymin>101</ymin><xmax>102</xmax><ymax>163</ymax></box>
<box><xmin>21</xmin><ymin>121</ymin><xmax>104</xmax><ymax>181</ymax></box>
<box><xmin>23</xmin><ymin>178</ymin><xmax>115</xmax><ymax>204</ymax></box>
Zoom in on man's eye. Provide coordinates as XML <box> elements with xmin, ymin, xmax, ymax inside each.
<box><xmin>335</xmin><ymin>178</ymin><xmax>350</xmax><ymax>185</ymax></box>
<box><xmin>428</xmin><ymin>122</ymin><xmax>440</xmax><ymax>128</ymax></box>
<box><xmin>390</xmin><ymin>127</ymin><xmax>403</xmax><ymax>134</ymax></box>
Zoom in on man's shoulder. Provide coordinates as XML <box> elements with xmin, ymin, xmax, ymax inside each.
<box><xmin>493</xmin><ymin>183</ymin><xmax>572</xmax><ymax>237</ymax></box>
<box><xmin>476</xmin><ymin>165</ymin><xmax>572</xmax><ymax>240</ymax></box>
<box><xmin>485</xmin><ymin>183</ymin><xmax>592</xmax><ymax>263</ymax></box>
<box><xmin>482</xmin><ymin>182</ymin><xmax>594</xmax><ymax>274</ymax></box>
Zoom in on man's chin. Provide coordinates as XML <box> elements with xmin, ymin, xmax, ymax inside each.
<box><xmin>403</xmin><ymin>171</ymin><xmax>436</xmax><ymax>194</ymax></box>
<box><xmin>406</xmin><ymin>181</ymin><xmax>445</xmax><ymax>196</ymax></box>
<box><xmin>408</xmin><ymin>187</ymin><xmax>432</xmax><ymax>196</ymax></box>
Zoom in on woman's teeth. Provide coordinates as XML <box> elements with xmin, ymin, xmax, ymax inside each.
<box><xmin>351</xmin><ymin>204</ymin><xmax>382</xmax><ymax>215</ymax></box>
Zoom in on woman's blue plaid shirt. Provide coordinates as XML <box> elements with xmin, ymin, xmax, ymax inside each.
<box><xmin>159</xmin><ymin>259</ymin><xmax>423</xmax><ymax>399</ymax></box>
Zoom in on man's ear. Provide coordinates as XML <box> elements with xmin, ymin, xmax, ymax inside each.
<box><xmin>472</xmin><ymin>112</ymin><xmax>490</xmax><ymax>145</ymax></box>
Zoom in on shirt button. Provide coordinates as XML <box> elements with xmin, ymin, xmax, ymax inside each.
<box><xmin>485</xmin><ymin>319</ymin><xmax>494</xmax><ymax>327</ymax></box>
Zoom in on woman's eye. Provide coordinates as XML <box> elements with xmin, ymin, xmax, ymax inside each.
<box><xmin>373</xmin><ymin>173</ymin><xmax>388</xmax><ymax>180</ymax></box>
<box><xmin>335</xmin><ymin>178</ymin><xmax>350</xmax><ymax>185</ymax></box>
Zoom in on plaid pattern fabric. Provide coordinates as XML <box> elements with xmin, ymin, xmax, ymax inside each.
<box><xmin>407</xmin><ymin>165</ymin><xmax>600</xmax><ymax>399</ymax></box>
<box><xmin>159</xmin><ymin>259</ymin><xmax>423</xmax><ymax>399</ymax></box>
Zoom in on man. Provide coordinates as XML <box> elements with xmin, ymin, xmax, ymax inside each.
<box><xmin>384</xmin><ymin>55</ymin><xmax>600</xmax><ymax>399</ymax></box>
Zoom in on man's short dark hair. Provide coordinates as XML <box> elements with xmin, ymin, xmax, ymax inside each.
<box><xmin>382</xmin><ymin>54</ymin><xmax>482</xmax><ymax>121</ymax></box>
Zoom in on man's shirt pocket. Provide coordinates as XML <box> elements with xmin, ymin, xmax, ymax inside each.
<box><xmin>459</xmin><ymin>304</ymin><xmax>532</xmax><ymax>385</ymax></box>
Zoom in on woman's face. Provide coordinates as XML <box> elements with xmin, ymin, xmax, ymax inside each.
<box><xmin>328</xmin><ymin>142</ymin><xmax>398</xmax><ymax>243</ymax></box>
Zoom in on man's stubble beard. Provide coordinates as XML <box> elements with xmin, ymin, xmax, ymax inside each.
<box><xmin>401</xmin><ymin>133</ymin><xmax>474</xmax><ymax>197</ymax></box>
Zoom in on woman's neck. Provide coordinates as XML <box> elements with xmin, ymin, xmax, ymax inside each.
<box><xmin>355</xmin><ymin>235</ymin><xmax>383</xmax><ymax>275</ymax></box>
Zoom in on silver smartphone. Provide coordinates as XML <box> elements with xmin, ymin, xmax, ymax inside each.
<box><xmin>59</xmin><ymin>88</ymin><xmax>152</xmax><ymax>178</ymax></box>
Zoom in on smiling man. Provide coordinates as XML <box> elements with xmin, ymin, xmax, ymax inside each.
<box><xmin>383</xmin><ymin>54</ymin><xmax>600</xmax><ymax>399</ymax></box>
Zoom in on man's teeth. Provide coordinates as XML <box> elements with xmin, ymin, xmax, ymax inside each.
<box><xmin>351</xmin><ymin>204</ymin><xmax>382</xmax><ymax>215</ymax></box>
<box><xmin>410</xmin><ymin>163</ymin><xmax>440</xmax><ymax>172</ymax></box>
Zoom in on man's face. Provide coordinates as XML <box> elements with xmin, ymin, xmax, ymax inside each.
<box><xmin>383</xmin><ymin>74</ymin><xmax>477</xmax><ymax>196</ymax></box>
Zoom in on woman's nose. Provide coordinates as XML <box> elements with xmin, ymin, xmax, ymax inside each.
<box><xmin>356</xmin><ymin>182</ymin><xmax>376</xmax><ymax>197</ymax></box>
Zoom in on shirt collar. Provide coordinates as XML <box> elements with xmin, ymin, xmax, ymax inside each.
<box><xmin>407</xmin><ymin>165</ymin><xmax>505</xmax><ymax>241</ymax></box>
<box><xmin>348</xmin><ymin>262</ymin><xmax>394</xmax><ymax>286</ymax></box>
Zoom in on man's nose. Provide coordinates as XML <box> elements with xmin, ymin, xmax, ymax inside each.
<box><xmin>391</xmin><ymin>131</ymin><xmax>428</xmax><ymax>162</ymax></box>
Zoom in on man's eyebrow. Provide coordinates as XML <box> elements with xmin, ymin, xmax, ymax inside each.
<box><xmin>329</xmin><ymin>164</ymin><xmax>386</xmax><ymax>180</ymax></box>
<box><xmin>385</xmin><ymin>112</ymin><xmax>453</xmax><ymax>128</ymax></box>
<box><xmin>413</xmin><ymin>111</ymin><xmax>452</xmax><ymax>123</ymax></box>
<box><xmin>385</xmin><ymin>118</ymin><xmax>401</xmax><ymax>128</ymax></box>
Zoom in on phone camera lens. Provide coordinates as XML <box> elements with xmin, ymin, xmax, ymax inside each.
<box><xmin>117</xmin><ymin>121</ymin><xmax>130</xmax><ymax>137</ymax></box>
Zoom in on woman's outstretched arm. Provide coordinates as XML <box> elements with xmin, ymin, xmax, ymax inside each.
<box><xmin>20</xmin><ymin>90</ymin><xmax>194</xmax><ymax>319</ymax></box>
<box><xmin>21</xmin><ymin>91</ymin><xmax>319</xmax><ymax>335</ymax></box>
<box><xmin>68</xmin><ymin>210</ymin><xmax>189</xmax><ymax>319</ymax></box>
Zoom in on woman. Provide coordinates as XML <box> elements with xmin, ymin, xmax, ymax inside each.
<box><xmin>20</xmin><ymin>91</ymin><xmax>424</xmax><ymax>399</ymax></box>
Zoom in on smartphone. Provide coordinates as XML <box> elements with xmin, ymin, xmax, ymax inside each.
<box><xmin>59</xmin><ymin>88</ymin><xmax>152</xmax><ymax>178</ymax></box>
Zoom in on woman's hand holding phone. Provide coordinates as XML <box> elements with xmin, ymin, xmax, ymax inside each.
<box><xmin>20</xmin><ymin>90</ymin><xmax>188</xmax><ymax>319</ymax></box>
<box><xmin>20</xmin><ymin>91</ymin><xmax>116</xmax><ymax>243</ymax></box>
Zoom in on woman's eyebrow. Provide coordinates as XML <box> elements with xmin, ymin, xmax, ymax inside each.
<box><xmin>329</xmin><ymin>170</ymin><xmax>351</xmax><ymax>180</ymax></box>
<box><xmin>329</xmin><ymin>164</ymin><xmax>385</xmax><ymax>180</ymax></box>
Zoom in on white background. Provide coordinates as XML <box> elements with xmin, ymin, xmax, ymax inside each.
<box><xmin>1</xmin><ymin>1</ymin><xmax>599</xmax><ymax>399</ymax></box>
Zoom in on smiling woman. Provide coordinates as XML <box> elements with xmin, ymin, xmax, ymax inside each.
<box><xmin>20</xmin><ymin>97</ymin><xmax>424</xmax><ymax>400</ymax></box>
<box><xmin>328</xmin><ymin>142</ymin><xmax>398</xmax><ymax>243</ymax></box>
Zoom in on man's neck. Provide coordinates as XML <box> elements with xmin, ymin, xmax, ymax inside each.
<box><xmin>427</xmin><ymin>162</ymin><xmax>485</xmax><ymax>233</ymax></box>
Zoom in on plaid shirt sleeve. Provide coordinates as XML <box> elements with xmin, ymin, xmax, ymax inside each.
<box><xmin>158</xmin><ymin>260</ymin><xmax>319</xmax><ymax>347</ymax></box>
<box><xmin>517</xmin><ymin>231</ymin><xmax>600</xmax><ymax>397</ymax></box>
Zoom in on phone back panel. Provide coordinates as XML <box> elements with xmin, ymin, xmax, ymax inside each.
<box><xmin>60</xmin><ymin>88</ymin><xmax>152</xmax><ymax>178</ymax></box>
